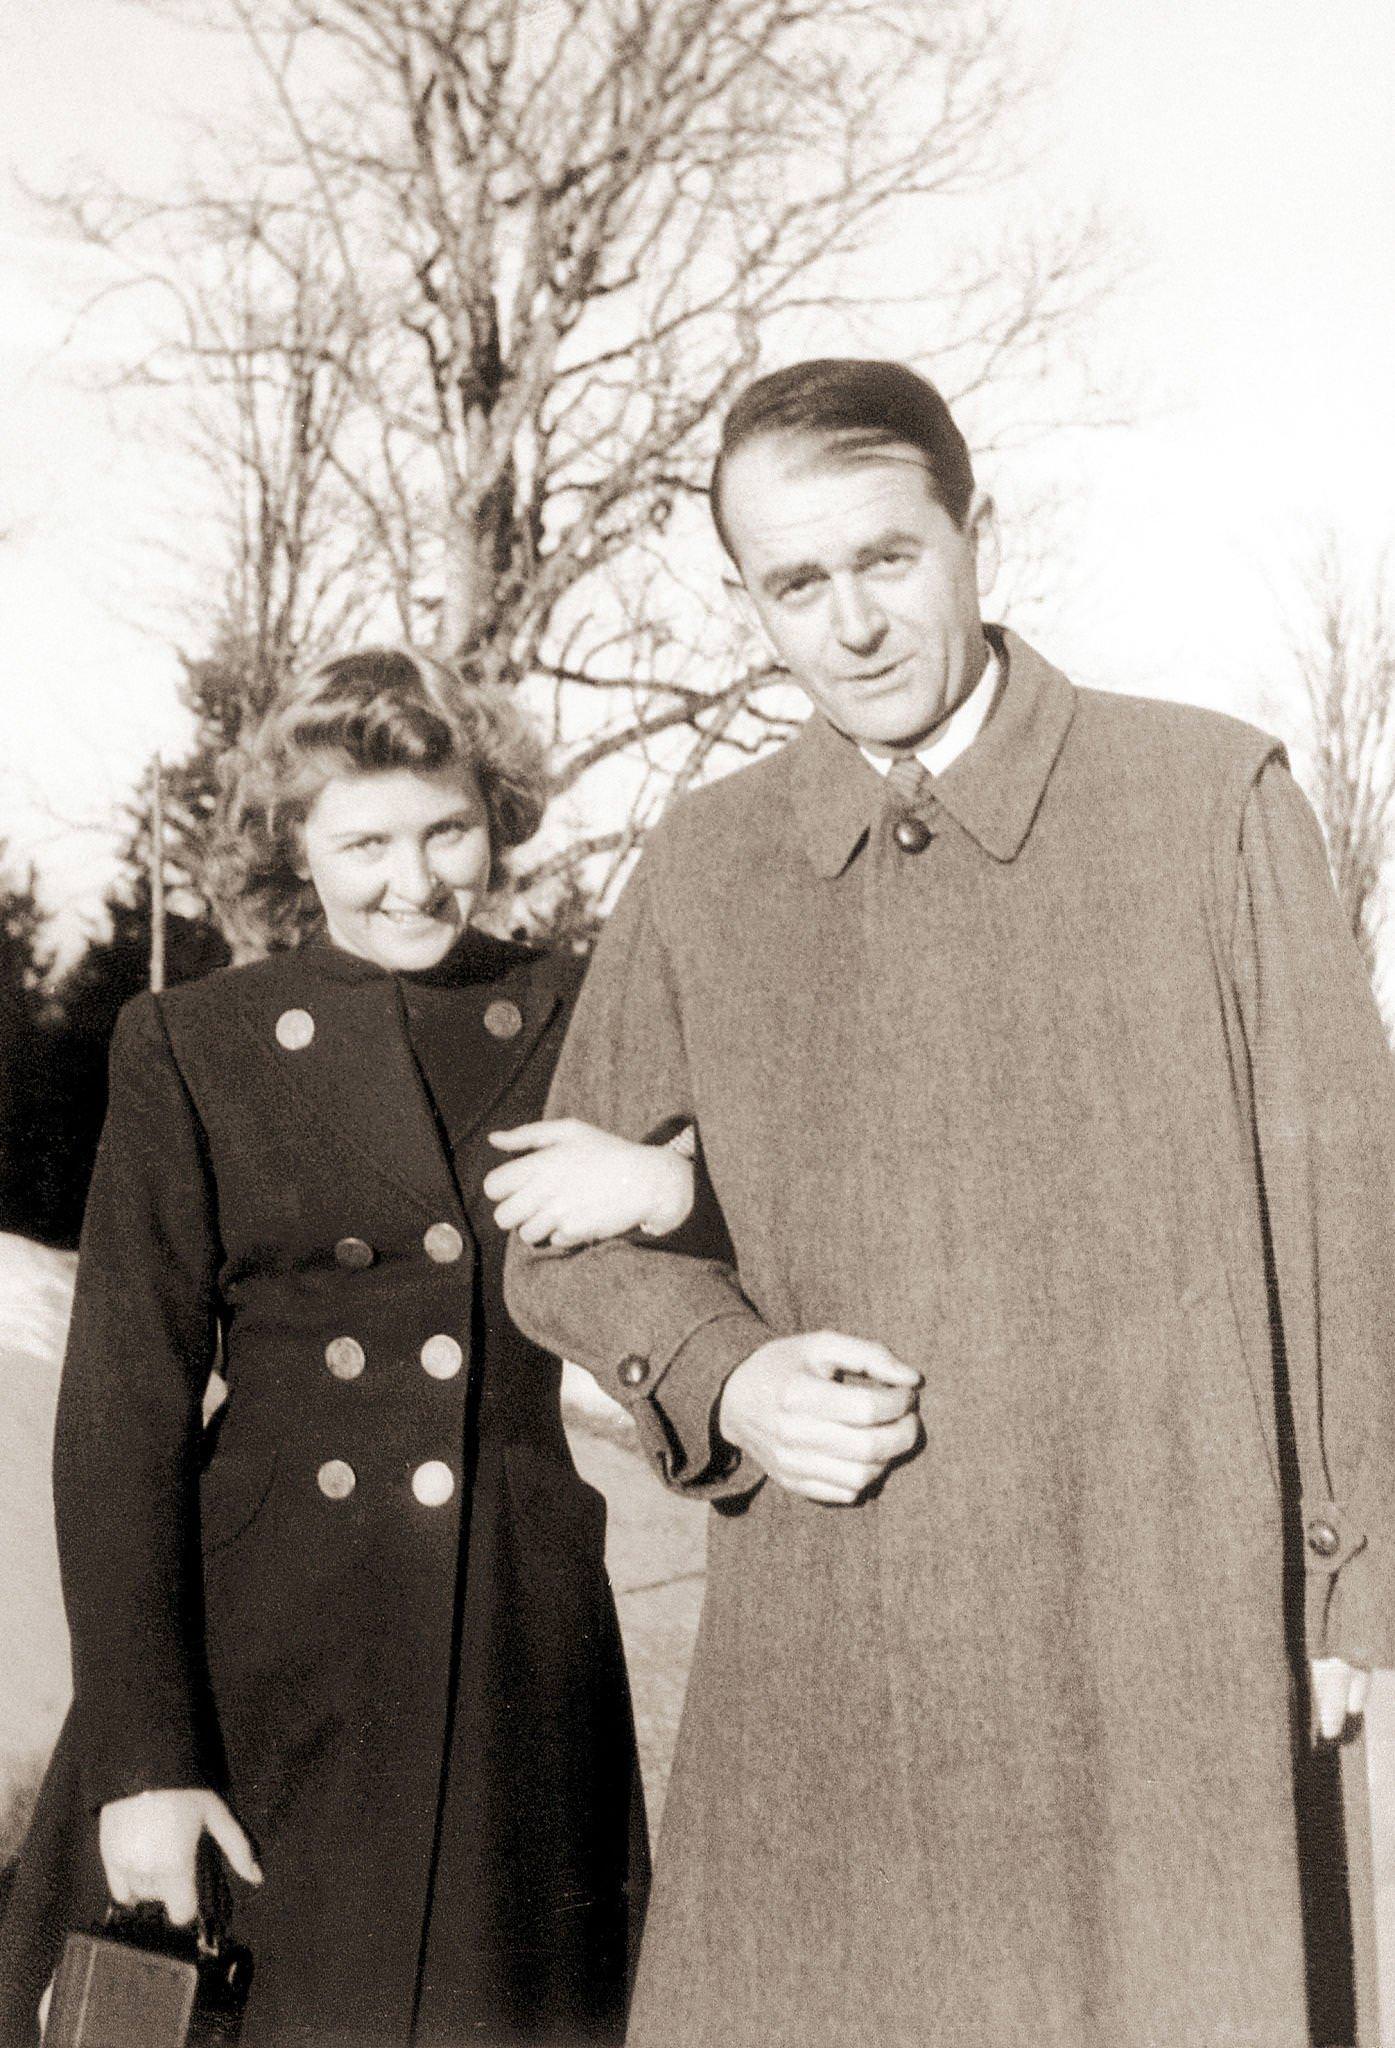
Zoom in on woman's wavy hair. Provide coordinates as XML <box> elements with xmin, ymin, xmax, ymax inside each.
<box><xmin>205</xmin><ymin>646</ymin><xmax>550</xmax><ymax>957</ymax></box>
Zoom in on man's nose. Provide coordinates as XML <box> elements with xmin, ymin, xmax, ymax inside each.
<box><xmin>830</xmin><ymin>576</ymin><xmax>885</xmax><ymax>653</ymax></box>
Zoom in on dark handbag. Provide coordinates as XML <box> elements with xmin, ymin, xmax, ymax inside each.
<box><xmin>44</xmin><ymin>1902</ymin><xmax>252</xmax><ymax>2048</ymax></box>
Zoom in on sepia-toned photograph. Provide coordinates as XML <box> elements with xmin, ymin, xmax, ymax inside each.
<box><xmin>1</xmin><ymin>2</ymin><xmax>1393</xmax><ymax>2043</ymax></box>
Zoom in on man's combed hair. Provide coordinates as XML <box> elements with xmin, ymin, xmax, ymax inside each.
<box><xmin>205</xmin><ymin>647</ymin><xmax>550</xmax><ymax>958</ymax></box>
<box><xmin>710</xmin><ymin>358</ymin><xmax>975</xmax><ymax>557</ymax></box>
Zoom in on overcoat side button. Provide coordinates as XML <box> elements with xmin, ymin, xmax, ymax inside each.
<box><xmin>317</xmin><ymin>1459</ymin><xmax>356</xmax><ymax>1501</ymax></box>
<box><xmin>421</xmin><ymin>1334</ymin><xmax>464</xmax><ymax>1379</ymax></box>
<box><xmin>423</xmin><ymin>1222</ymin><xmax>465</xmax><ymax>1264</ymax></box>
<box><xmin>325</xmin><ymin>1337</ymin><xmax>366</xmax><ymax>1380</ymax></box>
<box><xmin>412</xmin><ymin>1460</ymin><xmax>455</xmax><ymax>1507</ymax></box>
<box><xmin>334</xmin><ymin>1236</ymin><xmax>375</xmax><ymax>1270</ymax></box>
<box><xmin>1306</xmin><ymin>1519</ymin><xmax>1341</xmax><ymax>1559</ymax></box>
<box><xmin>275</xmin><ymin>1008</ymin><xmax>316</xmax><ymax>1050</ymax></box>
<box><xmin>617</xmin><ymin>1354</ymin><xmax>649</xmax><ymax>1389</ymax></box>
<box><xmin>484</xmin><ymin>999</ymin><xmax>523</xmax><ymax>1040</ymax></box>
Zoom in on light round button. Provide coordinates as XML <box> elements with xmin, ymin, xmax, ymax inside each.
<box><xmin>423</xmin><ymin>1222</ymin><xmax>465</xmax><ymax>1264</ymax></box>
<box><xmin>317</xmin><ymin>1458</ymin><xmax>356</xmax><ymax>1501</ymax></box>
<box><xmin>483</xmin><ymin>999</ymin><xmax>523</xmax><ymax>1040</ymax></box>
<box><xmin>275</xmin><ymin>1007</ymin><xmax>315</xmax><ymax>1051</ymax></box>
<box><xmin>420</xmin><ymin>1334</ymin><xmax>464</xmax><ymax>1380</ymax></box>
<box><xmin>411</xmin><ymin>1460</ymin><xmax>455</xmax><ymax>1508</ymax></box>
<box><xmin>325</xmin><ymin>1336</ymin><xmax>365</xmax><ymax>1380</ymax></box>
<box><xmin>334</xmin><ymin>1236</ymin><xmax>375</xmax><ymax>1271</ymax></box>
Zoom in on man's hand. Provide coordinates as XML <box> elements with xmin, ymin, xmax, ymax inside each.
<box><xmin>1310</xmin><ymin>1656</ymin><xmax>1371</xmax><ymax>1741</ymax></box>
<box><xmin>718</xmin><ymin>1330</ymin><xmax>922</xmax><ymax>1505</ymax></box>
<box><xmin>99</xmin><ymin>1788</ymin><xmax>263</xmax><ymax>1925</ymax></box>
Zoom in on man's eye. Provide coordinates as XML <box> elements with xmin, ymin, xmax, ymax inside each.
<box><xmin>777</xmin><ymin>576</ymin><xmax>822</xmax><ymax>604</ymax></box>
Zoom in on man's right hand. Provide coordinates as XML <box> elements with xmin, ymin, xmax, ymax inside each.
<box><xmin>98</xmin><ymin>1788</ymin><xmax>263</xmax><ymax>1925</ymax></box>
<box><xmin>717</xmin><ymin>1331</ymin><xmax>922</xmax><ymax>1505</ymax></box>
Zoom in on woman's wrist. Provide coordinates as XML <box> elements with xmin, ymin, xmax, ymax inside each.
<box><xmin>638</xmin><ymin>1152</ymin><xmax>696</xmax><ymax>1238</ymax></box>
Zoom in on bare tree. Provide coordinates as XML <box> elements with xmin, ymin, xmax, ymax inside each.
<box><xmin>1285</xmin><ymin>535</ymin><xmax>1395</xmax><ymax>990</ymax></box>
<box><xmin>50</xmin><ymin>0</ymin><xmax>1114</xmax><ymax>922</ymax></box>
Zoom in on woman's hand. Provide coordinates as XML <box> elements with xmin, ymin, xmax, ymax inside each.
<box><xmin>98</xmin><ymin>1788</ymin><xmax>263</xmax><ymax>1926</ymax></box>
<box><xmin>485</xmin><ymin>1119</ymin><xmax>695</xmax><ymax>1247</ymax></box>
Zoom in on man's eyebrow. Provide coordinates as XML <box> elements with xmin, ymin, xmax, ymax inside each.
<box><xmin>759</xmin><ymin>559</ymin><xmax>822</xmax><ymax>595</ymax></box>
<box><xmin>760</xmin><ymin>529</ymin><xmax>921</xmax><ymax>594</ymax></box>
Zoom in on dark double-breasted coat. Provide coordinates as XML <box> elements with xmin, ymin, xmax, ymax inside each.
<box><xmin>507</xmin><ymin>631</ymin><xmax>1395</xmax><ymax>2048</ymax></box>
<box><xmin>0</xmin><ymin>929</ymin><xmax>647</xmax><ymax>2048</ymax></box>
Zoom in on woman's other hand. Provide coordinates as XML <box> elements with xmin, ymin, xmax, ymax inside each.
<box><xmin>98</xmin><ymin>1788</ymin><xmax>263</xmax><ymax>1925</ymax></box>
<box><xmin>485</xmin><ymin>1119</ymin><xmax>695</xmax><ymax>1246</ymax></box>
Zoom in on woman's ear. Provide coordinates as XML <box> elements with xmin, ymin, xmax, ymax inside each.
<box><xmin>969</xmin><ymin>492</ymin><xmax>1001</xmax><ymax>598</ymax></box>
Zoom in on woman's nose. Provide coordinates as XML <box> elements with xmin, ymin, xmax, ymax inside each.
<box><xmin>389</xmin><ymin>842</ymin><xmax>436</xmax><ymax>903</ymax></box>
<box><xmin>830</xmin><ymin>576</ymin><xmax>885</xmax><ymax>652</ymax></box>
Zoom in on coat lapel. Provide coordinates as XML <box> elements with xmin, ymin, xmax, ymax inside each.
<box><xmin>397</xmin><ymin>941</ymin><xmax>568</xmax><ymax>1157</ymax></box>
<box><xmin>224</xmin><ymin>966</ymin><xmax>465</xmax><ymax>1223</ymax></box>
<box><xmin>220</xmin><ymin>934</ymin><xmax>568</xmax><ymax>1222</ymax></box>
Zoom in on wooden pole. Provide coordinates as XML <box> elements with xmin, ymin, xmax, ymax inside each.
<box><xmin>149</xmin><ymin>754</ymin><xmax>166</xmax><ymax>994</ymax></box>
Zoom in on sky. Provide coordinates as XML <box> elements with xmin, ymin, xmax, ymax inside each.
<box><xmin>1</xmin><ymin>0</ymin><xmax>1392</xmax><ymax>950</ymax></box>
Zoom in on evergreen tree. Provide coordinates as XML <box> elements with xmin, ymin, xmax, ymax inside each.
<box><xmin>0</xmin><ymin>849</ymin><xmax>54</xmax><ymax>1237</ymax></box>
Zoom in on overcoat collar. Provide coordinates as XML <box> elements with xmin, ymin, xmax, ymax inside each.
<box><xmin>788</xmin><ymin>627</ymin><xmax>1077</xmax><ymax>878</ymax></box>
<box><xmin>224</xmin><ymin>929</ymin><xmax>563</xmax><ymax>1220</ymax></box>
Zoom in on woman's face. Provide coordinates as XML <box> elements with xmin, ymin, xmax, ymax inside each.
<box><xmin>299</xmin><ymin>763</ymin><xmax>492</xmax><ymax>972</ymax></box>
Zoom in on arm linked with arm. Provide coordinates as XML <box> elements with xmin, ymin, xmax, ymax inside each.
<box><xmin>504</xmin><ymin>858</ymin><xmax>769</xmax><ymax>1499</ymax></box>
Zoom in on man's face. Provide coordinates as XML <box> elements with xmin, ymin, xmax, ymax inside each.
<box><xmin>720</xmin><ymin>433</ymin><xmax>990</xmax><ymax>752</ymax></box>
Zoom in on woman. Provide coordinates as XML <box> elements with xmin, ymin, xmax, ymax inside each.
<box><xmin>0</xmin><ymin>648</ymin><xmax>701</xmax><ymax>2047</ymax></box>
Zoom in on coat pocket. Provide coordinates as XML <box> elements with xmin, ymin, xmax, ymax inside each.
<box><xmin>200</xmin><ymin>1445</ymin><xmax>280</xmax><ymax>1561</ymax></box>
<box><xmin>502</xmin><ymin>1440</ymin><xmax>609</xmax><ymax>1554</ymax></box>
<box><xmin>1178</xmin><ymin>1273</ymin><xmax>1281</xmax><ymax>1539</ymax></box>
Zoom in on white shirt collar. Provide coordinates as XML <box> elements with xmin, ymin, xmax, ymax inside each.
<box><xmin>860</xmin><ymin>641</ymin><xmax>1001</xmax><ymax>780</ymax></box>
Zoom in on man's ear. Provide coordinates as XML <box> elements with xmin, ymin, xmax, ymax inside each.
<box><xmin>723</xmin><ymin>567</ymin><xmax>772</xmax><ymax>655</ymax></box>
<box><xmin>969</xmin><ymin>491</ymin><xmax>1000</xmax><ymax>597</ymax></box>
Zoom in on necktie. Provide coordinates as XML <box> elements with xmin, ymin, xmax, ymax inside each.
<box><xmin>885</xmin><ymin>755</ymin><xmax>935</xmax><ymax>852</ymax></box>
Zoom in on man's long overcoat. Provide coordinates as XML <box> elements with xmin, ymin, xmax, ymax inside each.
<box><xmin>0</xmin><ymin>932</ymin><xmax>647</xmax><ymax>2048</ymax></box>
<box><xmin>506</xmin><ymin>633</ymin><xmax>1395</xmax><ymax>2048</ymax></box>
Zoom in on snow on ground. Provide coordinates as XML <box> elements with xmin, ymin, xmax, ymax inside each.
<box><xmin>0</xmin><ymin>1234</ymin><xmax>75</xmax><ymax>1813</ymax></box>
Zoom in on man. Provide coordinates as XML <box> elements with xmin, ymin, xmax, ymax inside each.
<box><xmin>503</xmin><ymin>359</ymin><xmax>1392</xmax><ymax>2047</ymax></box>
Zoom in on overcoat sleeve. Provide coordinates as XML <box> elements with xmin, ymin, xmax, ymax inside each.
<box><xmin>504</xmin><ymin>859</ymin><xmax>769</xmax><ymax>1499</ymax></box>
<box><xmin>1231</xmin><ymin>752</ymin><xmax>1395</xmax><ymax>1667</ymax></box>
<box><xmin>54</xmin><ymin>991</ymin><xmax>224</xmax><ymax>1810</ymax></box>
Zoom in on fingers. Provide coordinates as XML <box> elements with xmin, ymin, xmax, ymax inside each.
<box><xmin>481</xmin><ymin>1158</ymin><xmax>528</xmax><ymax>1199</ymax></box>
<box><xmin>202</xmin><ymin>1801</ymin><xmax>264</xmax><ymax>1888</ymax></box>
<box><xmin>162</xmin><ymin>1870</ymin><xmax>201</xmax><ymax>1927</ymax></box>
<box><xmin>802</xmin><ymin>1330</ymin><xmax>920</xmax><ymax>1389</ymax></box>
<box><xmin>487</xmin><ymin>1120</ymin><xmax>584</xmax><ymax>1152</ymax></box>
<box><xmin>790</xmin><ymin>1411</ymin><xmax>922</xmax><ymax>1468</ymax></box>
<box><xmin>768</xmin><ymin>1451</ymin><xmax>899</xmax><ymax>1504</ymax></box>
<box><xmin>1311</xmin><ymin>1656</ymin><xmax>1368</xmax><ymax>1740</ymax></box>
